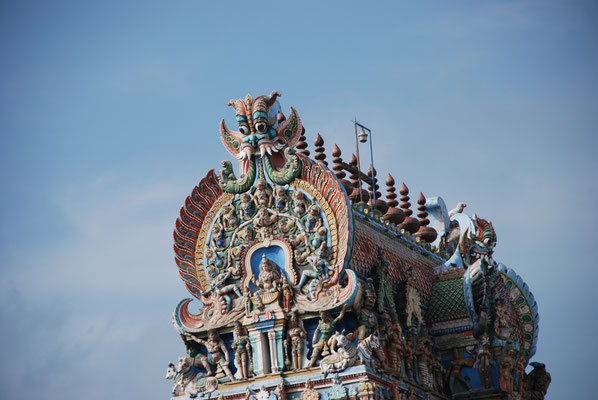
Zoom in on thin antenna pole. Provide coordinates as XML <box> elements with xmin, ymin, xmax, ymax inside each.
<box><xmin>368</xmin><ymin>126</ymin><xmax>376</xmax><ymax>208</ymax></box>
<box><xmin>353</xmin><ymin>119</ymin><xmax>364</xmax><ymax>203</ymax></box>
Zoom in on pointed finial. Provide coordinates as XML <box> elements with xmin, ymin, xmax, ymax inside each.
<box><xmin>348</xmin><ymin>154</ymin><xmax>369</xmax><ymax>203</ymax></box>
<box><xmin>383</xmin><ymin>174</ymin><xmax>405</xmax><ymax>225</ymax></box>
<box><xmin>296</xmin><ymin>126</ymin><xmax>310</xmax><ymax>157</ymax></box>
<box><xmin>314</xmin><ymin>133</ymin><xmax>327</xmax><ymax>166</ymax></box>
<box><xmin>398</xmin><ymin>183</ymin><xmax>420</xmax><ymax>234</ymax></box>
<box><xmin>332</xmin><ymin>144</ymin><xmax>352</xmax><ymax>194</ymax></box>
<box><xmin>414</xmin><ymin>192</ymin><xmax>437</xmax><ymax>243</ymax></box>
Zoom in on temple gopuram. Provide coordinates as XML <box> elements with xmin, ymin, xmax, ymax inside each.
<box><xmin>166</xmin><ymin>92</ymin><xmax>551</xmax><ymax>400</ymax></box>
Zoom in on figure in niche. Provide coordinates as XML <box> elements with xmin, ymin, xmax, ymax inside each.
<box><xmin>243</xmin><ymin>289</ymin><xmax>253</xmax><ymax>316</ymax></box>
<box><xmin>500</xmin><ymin>347</ymin><xmax>516</xmax><ymax>393</ymax></box>
<box><xmin>240</xmin><ymin>193</ymin><xmax>255</xmax><ymax>220</ymax></box>
<box><xmin>415</xmin><ymin>335</ymin><xmax>433</xmax><ymax>388</ymax></box>
<box><xmin>285</xmin><ymin>310</ymin><xmax>307</xmax><ymax>370</ymax></box>
<box><xmin>493</xmin><ymin>298</ymin><xmax>512</xmax><ymax>347</ymax></box>
<box><xmin>293</xmin><ymin>190</ymin><xmax>308</xmax><ymax>216</ymax></box>
<box><xmin>406</xmin><ymin>270</ymin><xmax>424</xmax><ymax>327</ymax></box>
<box><xmin>294</xmin><ymin>243</ymin><xmax>330</xmax><ymax>300</ymax></box>
<box><xmin>253</xmin><ymin>179</ymin><xmax>273</xmax><ymax>208</ymax></box>
<box><xmin>307</xmin><ymin>305</ymin><xmax>350</xmax><ymax>368</ymax></box>
<box><xmin>402</xmin><ymin>338</ymin><xmax>415</xmax><ymax>381</ymax></box>
<box><xmin>253</xmin><ymin>208</ymin><xmax>278</xmax><ymax>240</ymax></box>
<box><xmin>211</xmin><ymin>223</ymin><xmax>227</xmax><ymax>250</ymax></box>
<box><xmin>387</xmin><ymin>321</ymin><xmax>404</xmax><ymax>376</ymax></box>
<box><xmin>354</xmin><ymin>279</ymin><xmax>378</xmax><ymax>343</ymax></box>
<box><xmin>474</xmin><ymin>333</ymin><xmax>495</xmax><ymax>388</ymax></box>
<box><xmin>376</xmin><ymin>253</ymin><xmax>395</xmax><ymax>314</ymax></box>
<box><xmin>274</xmin><ymin>186</ymin><xmax>289</xmax><ymax>212</ymax></box>
<box><xmin>221</xmin><ymin>205</ymin><xmax>239</xmax><ymax>230</ymax></box>
<box><xmin>251</xmin><ymin>254</ymin><xmax>281</xmax><ymax>308</ymax></box>
<box><xmin>232</xmin><ymin>321</ymin><xmax>253</xmax><ymax>380</ymax></box>
<box><xmin>305</xmin><ymin>204</ymin><xmax>323</xmax><ymax>232</ymax></box>
<box><xmin>514</xmin><ymin>355</ymin><xmax>527</xmax><ymax>393</ymax></box>
<box><xmin>187</xmin><ymin>330</ymin><xmax>236</xmax><ymax>381</ymax></box>
<box><xmin>311</xmin><ymin>227</ymin><xmax>327</xmax><ymax>249</ymax></box>
<box><xmin>446</xmin><ymin>349</ymin><xmax>475</xmax><ymax>395</ymax></box>
<box><xmin>281</xmin><ymin>276</ymin><xmax>293</xmax><ymax>311</ymax></box>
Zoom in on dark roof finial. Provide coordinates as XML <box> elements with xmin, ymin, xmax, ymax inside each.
<box><xmin>414</xmin><ymin>192</ymin><xmax>437</xmax><ymax>243</ymax></box>
<box><xmin>398</xmin><ymin>183</ymin><xmax>420</xmax><ymax>234</ymax></box>
<box><xmin>383</xmin><ymin>174</ymin><xmax>406</xmax><ymax>225</ymax></box>
<box><xmin>314</xmin><ymin>133</ymin><xmax>327</xmax><ymax>166</ymax></box>
<box><xmin>367</xmin><ymin>166</ymin><xmax>387</xmax><ymax>214</ymax></box>
<box><xmin>332</xmin><ymin>144</ymin><xmax>353</xmax><ymax>194</ymax></box>
<box><xmin>296</xmin><ymin>126</ymin><xmax>310</xmax><ymax>157</ymax></box>
<box><xmin>348</xmin><ymin>154</ymin><xmax>369</xmax><ymax>203</ymax></box>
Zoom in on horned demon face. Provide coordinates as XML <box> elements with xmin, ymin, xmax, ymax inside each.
<box><xmin>219</xmin><ymin>91</ymin><xmax>302</xmax><ymax>173</ymax></box>
<box><xmin>230</xmin><ymin>92</ymin><xmax>280</xmax><ymax>139</ymax></box>
<box><xmin>459</xmin><ymin>216</ymin><xmax>497</xmax><ymax>268</ymax></box>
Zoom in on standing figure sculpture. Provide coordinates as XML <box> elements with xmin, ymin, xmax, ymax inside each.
<box><xmin>500</xmin><ymin>348</ymin><xmax>516</xmax><ymax>393</ymax></box>
<box><xmin>514</xmin><ymin>355</ymin><xmax>527</xmax><ymax>393</ymax></box>
<box><xmin>475</xmin><ymin>333</ymin><xmax>495</xmax><ymax>388</ymax></box>
<box><xmin>307</xmin><ymin>305</ymin><xmax>349</xmax><ymax>367</ymax></box>
<box><xmin>387</xmin><ymin>323</ymin><xmax>404</xmax><ymax>376</ymax></box>
<box><xmin>232</xmin><ymin>321</ymin><xmax>253</xmax><ymax>380</ymax></box>
<box><xmin>285</xmin><ymin>311</ymin><xmax>307</xmax><ymax>370</ymax></box>
<box><xmin>446</xmin><ymin>349</ymin><xmax>475</xmax><ymax>395</ymax></box>
<box><xmin>187</xmin><ymin>330</ymin><xmax>236</xmax><ymax>381</ymax></box>
<box><xmin>406</xmin><ymin>272</ymin><xmax>424</xmax><ymax>327</ymax></box>
<box><xmin>281</xmin><ymin>276</ymin><xmax>293</xmax><ymax>311</ymax></box>
<box><xmin>354</xmin><ymin>279</ymin><xmax>378</xmax><ymax>343</ymax></box>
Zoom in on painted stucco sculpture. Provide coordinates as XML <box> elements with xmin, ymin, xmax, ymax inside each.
<box><xmin>166</xmin><ymin>91</ymin><xmax>549</xmax><ymax>400</ymax></box>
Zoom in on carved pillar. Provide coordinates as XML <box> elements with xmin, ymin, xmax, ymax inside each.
<box><xmin>275</xmin><ymin>328</ymin><xmax>286</xmax><ymax>372</ymax></box>
<box><xmin>268</xmin><ymin>330</ymin><xmax>280</xmax><ymax>372</ymax></box>
<box><xmin>249</xmin><ymin>329</ymin><xmax>267</xmax><ymax>376</ymax></box>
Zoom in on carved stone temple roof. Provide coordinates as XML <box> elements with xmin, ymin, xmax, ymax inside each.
<box><xmin>166</xmin><ymin>91</ymin><xmax>549</xmax><ymax>400</ymax></box>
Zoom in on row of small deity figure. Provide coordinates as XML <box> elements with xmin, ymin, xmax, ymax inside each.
<box><xmin>215</xmin><ymin>180</ymin><xmax>323</xmax><ymax>234</ymax></box>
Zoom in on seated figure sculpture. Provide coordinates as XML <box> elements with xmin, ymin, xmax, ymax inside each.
<box><xmin>250</xmin><ymin>254</ymin><xmax>281</xmax><ymax>308</ymax></box>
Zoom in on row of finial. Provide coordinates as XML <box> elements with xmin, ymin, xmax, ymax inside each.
<box><xmin>297</xmin><ymin>133</ymin><xmax>437</xmax><ymax>243</ymax></box>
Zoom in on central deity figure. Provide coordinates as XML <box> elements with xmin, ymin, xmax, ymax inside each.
<box><xmin>250</xmin><ymin>254</ymin><xmax>282</xmax><ymax>308</ymax></box>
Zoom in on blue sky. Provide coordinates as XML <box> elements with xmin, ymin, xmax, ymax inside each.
<box><xmin>1</xmin><ymin>1</ymin><xmax>596</xmax><ymax>398</ymax></box>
